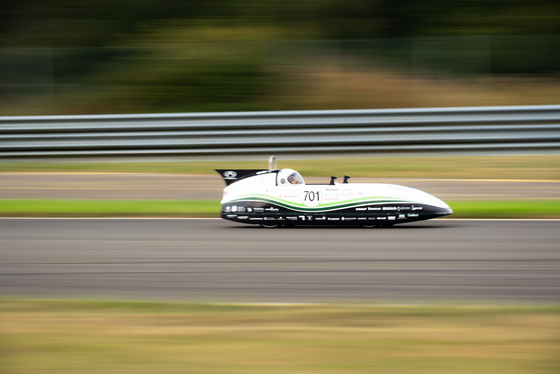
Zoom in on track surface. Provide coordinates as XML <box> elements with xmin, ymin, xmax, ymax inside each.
<box><xmin>1</xmin><ymin>173</ymin><xmax>559</xmax><ymax>200</ymax></box>
<box><xmin>1</xmin><ymin>218</ymin><xmax>559</xmax><ymax>303</ymax></box>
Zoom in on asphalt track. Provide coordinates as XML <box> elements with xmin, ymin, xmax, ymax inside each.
<box><xmin>1</xmin><ymin>173</ymin><xmax>559</xmax><ymax>200</ymax></box>
<box><xmin>1</xmin><ymin>218</ymin><xmax>559</xmax><ymax>304</ymax></box>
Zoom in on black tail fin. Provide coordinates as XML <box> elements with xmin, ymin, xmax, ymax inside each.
<box><xmin>215</xmin><ymin>169</ymin><xmax>264</xmax><ymax>186</ymax></box>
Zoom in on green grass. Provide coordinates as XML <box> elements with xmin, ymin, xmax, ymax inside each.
<box><xmin>2</xmin><ymin>154</ymin><xmax>560</xmax><ymax>180</ymax></box>
<box><xmin>449</xmin><ymin>200</ymin><xmax>560</xmax><ymax>218</ymax></box>
<box><xmin>2</xmin><ymin>299</ymin><xmax>560</xmax><ymax>374</ymax></box>
<box><xmin>0</xmin><ymin>199</ymin><xmax>558</xmax><ymax>218</ymax></box>
<box><xmin>0</xmin><ymin>199</ymin><xmax>219</xmax><ymax>217</ymax></box>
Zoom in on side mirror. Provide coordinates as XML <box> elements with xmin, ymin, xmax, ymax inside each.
<box><xmin>330</xmin><ymin>176</ymin><xmax>337</xmax><ymax>185</ymax></box>
<box><xmin>343</xmin><ymin>175</ymin><xmax>351</xmax><ymax>184</ymax></box>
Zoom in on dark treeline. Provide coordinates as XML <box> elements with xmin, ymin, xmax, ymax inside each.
<box><xmin>2</xmin><ymin>0</ymin><xmax>560</xmax><ymax>46</ymax></box>
<box><xmin>1</xmin><ymin>1</ymin><xmax>558</xmax><ymax>114</ymax></box>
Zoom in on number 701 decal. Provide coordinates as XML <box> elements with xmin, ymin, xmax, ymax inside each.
<box><xmin>302</xmin><ymin>190</ymin><xmax>322</xmax><ymax>207</ymax></box>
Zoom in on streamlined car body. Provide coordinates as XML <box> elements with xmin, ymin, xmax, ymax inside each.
<box><xmin>216</xmin><ymin>157</ymin><xmax>452</xmax><ymax>227</ymax></box>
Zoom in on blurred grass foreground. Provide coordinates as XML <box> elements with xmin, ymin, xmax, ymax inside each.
<box><xmin>2</xmin><ymin>299</ymin><xmax>560</xmax><ymax>374</ymax></box>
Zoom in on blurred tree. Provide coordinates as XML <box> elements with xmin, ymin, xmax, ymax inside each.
<box><xmin>1</xmin><ymin>0</ymin><xmax>558</xmax><ymax>114</ymax></box>
<box><xmin>2</xmin><ymin>0</ymin><xmax>560</xmax><ymax>46</ymax></box>
<box><xmin>65</xmin><ymin>24</ymin><xmax>289</xmax><ymax>113</ymax></box>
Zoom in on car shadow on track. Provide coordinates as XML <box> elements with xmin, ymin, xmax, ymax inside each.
<box><xmin>230</xmin><ymin>223</ymin><xmax>455</xmax><ymax>230</ymax></box>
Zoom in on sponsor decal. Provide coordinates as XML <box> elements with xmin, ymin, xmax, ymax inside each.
<box><xmin>328</xmin><ymin>217</ymin><xmax>341</xmax><ymax>221</ymax></box>
<box><xmin>237</xmin><ymin>216</ymin><xmax>249</xmax><ymax>220</ymax></box>
<box><xmin>231</xmin><ymin>206</ymin><xmax>238</xmax><ymax>212</ymax></box>
<box><xmin>407</xmin><ymin>213</ymin><xmax>419</xmax><ymax>217</ymax></box>
<box><xmin>307</xmin><ymin>216</ymin><xmax>314</xmax><ymax>221</ymax></box>
<box><xmin>383</xmin><ymin>206</ymin><xmax>398</xmax><ymax>211</ymax></box>
<box><xmin>249</xmin><ymin>217</ymin><xmax>264</xmax><ymax>221</ymax></box>
<box><xmin>355</xmin><ymin>207</ymin><xmax>367</xmax><ymax>211</ymax></box>
<box><xmin>226</xmin><ymin>215</ymin><xmax>237</xmax><ymax>219</ymax></box>
<box><xmin>264</xmin><ymin>217</ymin><xmax>276</xmax><ymax>221</ymax></box>
<box><xmin>286</xmin><ymin>216</ymin><xmax>298</xmax><ymax>221</ymax></box>
<box><xmin>388</xmin><ymin>216</ymin><xmax>396</xmax><ymax>220</ymax></box>
<box><xmin>315</xmin><ymin>216</ymin><xmax>327</xmax><ymax>221</ymax></box>
<box><xmin>238</xmin><ymin>207</ymin><xmax>246</xmax><ymax>213</ymax></box>
<box><xmin>377</xmin><ymin>217</ymin><xmax>387</xmax><ymax>220</ymax></box>
<box><xmin>223</xmin><ymin>171</ymin><xmax>237</xmax><ymax>179</ymax></box>
<box><xmin>368</xmin><ymin>207</ymin><xmax>381</xmax><ymax>211</ymax></box>
<box><xmin>358</xmin><ymin>217</ymin><xmax>367</xmax><ymax>221</ymax></box>
<box><xmin>298</xmin><ymin>215</ymin><xmax>306</xmax><ymax>221</ymax></box>
<box><xmin>411</xmin><ymin>206</ymin><xmax>423</xmax><ymax>210</ymax></box>
<box><xmin>398</xmin><ymin>214</ymin><xmax>406</xmax><ymax>219</ymax></box>
<box><xmin>342</xmin><ymin>217</ymin><xmax>356</xmax><ymax>221</ymax></box>
<box><xmin>280</xmin><ymin>193</ymin><xmax>299</xmax><ymax>199</ymax></box>
<box><xmin>253</xmin><ymin>207</ymin><xmax>265</xmax><ymax>212</ymax></box>
<box><xmin>225</xmin><ymin>206</ymin><xmax>231</xmax><ymax>212</ymax></box>
<box><xmin>246</xmin><ymin>207</ymin><xmax>253</xmax><ymax>212</ymax></box>
<box><xmin>265</xmin><ymin>207</ymin><xmax>279</xmax><ymax>212</ymax></box>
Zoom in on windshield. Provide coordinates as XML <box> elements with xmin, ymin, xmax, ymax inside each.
<box><xmin>277</xmin><ymin>169</ymin><xmax>305</xmax><ymax>185</ymax></box>
<box><xmin>288</xmin><ymin>172</ymin><xmax>304</xmax><ymax>184</ymax></box>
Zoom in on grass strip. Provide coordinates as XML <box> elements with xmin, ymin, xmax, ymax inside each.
<box><xmin>449</xmin><ymin>200</ymin><xmax>560</xmax><ymax>218</ymax></box>
<box><xmin>0</xmin><ymin>199</ymin><xmax>219</xmax><ymax>217</ymax></box>
<box><xmin>1</xmin><ymin>154</ymin><xmax>560</xmax><ymax>180</ymax></box>
<box><xmin>0</xmin><ymin>199</ymin><xmax>558</xmax><ymax>218</ymax></box>
<box><xmin>1</xmin><ymin>299</ymin><xmax>559</xmax><ymax>374</ymax></box>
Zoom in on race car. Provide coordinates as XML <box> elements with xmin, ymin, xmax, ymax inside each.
<box><xmin>216</xmin><ymin>157</ymin><xmax>452</xmax><ymax>227</ymax></box>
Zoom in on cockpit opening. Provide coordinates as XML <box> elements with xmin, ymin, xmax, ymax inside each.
<box><xmin>288</xmin><ymin>173</ymin><xmax>304</xmax><ymax>184</ymax></box>
<box><xmin>277</xmin><ymin>169</ymin><xmax>305</xmax><ymax>185</ymax></box>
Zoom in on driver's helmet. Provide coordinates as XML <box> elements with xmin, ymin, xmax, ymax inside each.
<box><xmin>288</xmin><ymin>173</ymin><xmax>302</xmax><ymax>184</ymax></box>
<box><xmin>277</xmin><ymin>169</ymin><xmax>305</xmax><ymax>185</ymax></box>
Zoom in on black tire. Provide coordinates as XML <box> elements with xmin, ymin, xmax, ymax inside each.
<box><xmin>260</xmin><ymin>223</ymin><xmax>280</xmax><ymax>228</ymax></box>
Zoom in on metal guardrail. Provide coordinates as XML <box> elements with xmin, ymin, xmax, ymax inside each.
<box><xmin>1</xmin><ymin>105</ymin><xmax>560</xmax><ymax>159</ymax></box>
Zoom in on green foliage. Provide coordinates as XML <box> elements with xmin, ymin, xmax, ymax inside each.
<box><xmin>0</xmin><ymin>0</ymin><xmax>315</xmax><ymax>47</ymax></box>
<box><xmin>90</xmin><ymin>45</ymin><xmax>271</xmax><ymax>112</ymax></box>
<box><xmin>3</xmin><ymin>1</ymin><xmax>559</xmax><ymax>48</ymax></box>
<box><xmin>1</xmin><ymin>1</ymin><xmax>559</xmax><ymax>114</ymax></box>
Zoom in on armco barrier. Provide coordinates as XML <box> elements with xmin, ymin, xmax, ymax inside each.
<box><xmin>1</xmin><ymin>105</ymin><xmax>559</xmax><ymax>159</ymax></box>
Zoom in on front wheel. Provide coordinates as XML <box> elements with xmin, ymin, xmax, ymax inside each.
<box><xmin>260</xmin><ymin>223</ymin><xmax>280</xmax><ymax>228</ymax></box>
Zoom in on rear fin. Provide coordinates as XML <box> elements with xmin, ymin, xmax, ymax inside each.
<box><xmin>215</xmin><ymin>169</ymin><xmax>264</xmax><ymax>186</ymax></box>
